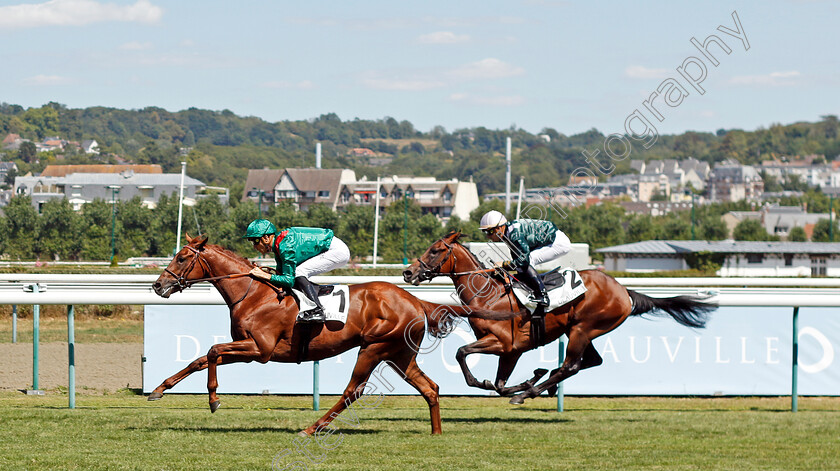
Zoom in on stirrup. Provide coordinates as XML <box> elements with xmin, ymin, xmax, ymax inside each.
<box><xmin>297</xmin><ymin>307</ymin><xmax>326</xmax><ymax>324</ymax></box>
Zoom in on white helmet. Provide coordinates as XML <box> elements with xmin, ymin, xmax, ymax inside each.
<box><xmin>479</xmin><ymin>210</ymin><xmax>508</xmax><ymax>230</ymax></box>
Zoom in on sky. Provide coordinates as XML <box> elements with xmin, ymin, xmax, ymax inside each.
<box><xmin>1</xmin><ymin>0</ymin><xmax>838</xmax><ymax>136</ymax></box>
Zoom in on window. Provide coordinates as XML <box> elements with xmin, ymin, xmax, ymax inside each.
<box><xmin>318</xmin><ymin>190</ymin><xmax>330</xmax><ymax>198</ymax></box>
<box><xmin>784</xmin><ymin>254</ymin><xmax>793</xmax><ymax>267</ymax></box>
<box><xmin>746</xmin><ymin>254</ymin><xmax>763</xmax><ymax>264</ymax></box>
<box><xmin>811</xmin><ymin>256</ymin><xmax>827</xmax><ymax>277</ymax></box>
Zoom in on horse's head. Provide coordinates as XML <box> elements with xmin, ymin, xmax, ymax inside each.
<box><xmin>403</xmin><ymin>231</ymin><xmax>463</xmax><ymax>286</ymax></box>
<box><xmin>153</xmin><ymin>234</ymin><xmax>210</xmax><ymax>298</ymax></box>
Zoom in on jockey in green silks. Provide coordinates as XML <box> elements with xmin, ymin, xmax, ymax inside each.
<box><xmin>244</xmin><ymin>219</ymin><xmax>350</xmax><ymax>323</ymax></box>
<box><xmin>479</xmin><ymin>210</ymin><xmax>572</xmax><ymax>311</ymax></box>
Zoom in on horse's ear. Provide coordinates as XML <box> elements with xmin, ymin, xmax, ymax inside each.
<box><xmin>444</xmin><ymin>230</ymin><xmax>464</xmax><ymax>241</ymax></box>
<box><xmin>195</xmin><ymin>234</ymin><xmax>208</xmax><ymax>249</ymax></box>
<box><xmin>185</xmin><ymin>233</ymin><xmax>193</xmax><ymax>243</ymax></box>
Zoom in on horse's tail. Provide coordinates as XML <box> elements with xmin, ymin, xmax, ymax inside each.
<box><xmin>627</xmin><ymin>290</ymin><xmax>716</xmax><ymax>329</ymax></box>
<box><xmin>419</xmin><ymin>300</ymin><xmax>520</xmax><ymax>338</ymax></box>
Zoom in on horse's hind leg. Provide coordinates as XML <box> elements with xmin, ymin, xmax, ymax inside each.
<box><xmin>545</xmin><ymin>343</ymin><xmax>602</xmax><ymax>397</ymax></box>
<box><xmin>509</xmin><ymin>329</ymin><xmax>591</xmax><ymax>405</ymax></box>
<box><xmin>301</xmin><ymin>343</ymin><xmax>388</xmax><ymax>436</ymax></box>
<box><xmin>391</xmin><ymin>355</ymin><xmax>442</xmax><ymax>435</ymax></box>
<box><xmin>148</xmin><ymin>355</ymin><xmax>210</xmax><ymax>400</ymax></box>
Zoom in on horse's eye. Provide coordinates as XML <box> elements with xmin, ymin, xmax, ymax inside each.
<box><xmin>177</xmin><ymin>257</ymin><xmax>186</xmax><ymax>263</ymax></box>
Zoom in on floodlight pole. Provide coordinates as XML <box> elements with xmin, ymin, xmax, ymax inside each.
<box><xmin>175</xmin><ymin>161</ymin><xmax>186</xmax><ymax>255</ymax></box>
<box><xmin>505</xmin><ymin>137</ymin><xmax>512</xmax><ymax>214</ymax></box>
<box><xmin>372</xmin><ymin>176</ymin><xmax>381</xmax><ymax>267</ymax></box>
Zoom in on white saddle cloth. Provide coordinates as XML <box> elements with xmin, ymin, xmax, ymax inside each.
<box><xmin>291</xmin><ymin>285</ymin><xmax>350</xmax><ymax>324</ymax></box>
<box><xmin>512</xmin><ymin>268</ymin><xmax>587</xmax><ymax>313</ymax></box>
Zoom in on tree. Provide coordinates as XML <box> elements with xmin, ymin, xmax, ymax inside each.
<box><xmin>37</xmin><ymin>199</ymin><xmax>82</xmax><ymax>260</ymax></box>
<box><xmin>788</xmin><ymin>226</ymin><xmax>807</xmax><ymax>242</ymax></box>
<box><xmin>4</xmin><ymin>195</ymin><xmax>39</xmax><ymax>259</ymax></box>
<box><xmin>697</xmin><ymin>215</ymin><xmax>728</xmax><ymax>240</ymax></box>
<box><xmin>733</xmin><ymin>219</ymin><xmax>774</xmax><ymax>241</ymax></box>
<box><xmin>19</xmin><ymin>141</ymin><xmax>36</xmax><ymax>163</ymax></box>
<box><xmin>811</xmin><ymin>218</ymin><xmax>838</xmax><ymax>242</ymax></box>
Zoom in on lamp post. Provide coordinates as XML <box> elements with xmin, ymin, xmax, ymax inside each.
<box><xmin>690</xmin><ymin>193</ymin><xmax>696</xmax><ymax>241</ymax></box>
<box><xmin>403</xmin><ymin>191</ymin><xmax>409</xmax><ymax>265</ymax></box>
<box><xmin>108</xmin><ymin>186</ymin><xmax>120</xmax><ymax>263</ymax></box>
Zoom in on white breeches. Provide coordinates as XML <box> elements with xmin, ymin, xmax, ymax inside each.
<box><xmin>295</xmin><ymin>236</ymin><xmax>351</xmax><ymax>278</ymax></box>
<box><xmin>529</xmin><ymin>230</ymin><xmax>572</xmax><ymax>266</ymax></box>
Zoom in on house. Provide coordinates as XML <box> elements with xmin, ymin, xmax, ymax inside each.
<box><xmin>242</xmin><ymin>168</ymin><xmax>356</xmax><ymax>213</ymax></box>
<box><xmin>597</xmin><ymin>240</ymin><xmax>840</xmax><ymax>276</ymax></box>
<box><xmin>14</xmin><ymin>167</ymin><xmax>222</xmax><ymax>211</ymax></box>
<box><xmin>2</xmin><ymin>133</ymin><xmax>27</xmax><ymax>151</ymax></box>
<box><xmin>721</xmin><ymin>205</ymin><xmax>830</xmax><ymax>239</ymax></box>
<box><xmin>242</xmin><ymin>168</ymin><xmax>480</xmax><ymax>222</ymax></box>
<box><xmin>337</xmin><ymin>175</ymin><xmax>480</xmax><ymax>221</ymax></box>
<box><xmin>708</xmin><ymin>162</ymin><xmax>764</xmax><ymax>202</ymax></box>
<box><xmin>81</xmin><ymin>139</ymin><xmax>100</xmax><ymax>155</ymax></box>
<box><xmin>0</xmin><ymin>161</ymin><xmax>18</xmax><ymax>183</ymax></box>
<box><xmin>40</xmin><ymin>164</ymin><xmax>163</xmax><ymax>177</ymax></box>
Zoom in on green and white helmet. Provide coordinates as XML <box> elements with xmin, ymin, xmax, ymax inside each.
<box><xmin>244</xmin><ymin>219</ymin><xmax>277</xmax><ymax>239</ymax></box>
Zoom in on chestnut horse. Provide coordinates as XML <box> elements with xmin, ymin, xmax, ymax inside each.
<box><xmin>403</xmin><ymin>232</ymin><xmax>716</xmax><ymax>405</ymax></box>
<box><xmin>150</xmin><ymin>234</ymin><xmax>507</xmax><ymax>435</ymax></box>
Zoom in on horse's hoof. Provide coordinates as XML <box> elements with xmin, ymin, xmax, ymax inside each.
<box><xmin>481</xmin><ymin>380</ymin><xmax>495</xmax><ymax>390</ymax></box>
<box><xmin>533</xmin><ymin>368</ymin><xmax>548</xmax><ymax>377</ymax></box>
<box><xmin>547</xmin><ymin>385</ymin><xmax>558</xmax><ymax>397</ymax></box>
<box><xmin>210</xmin><ymin>401</ymin><xmax>220</xmax><ymax>413</ymax></box>
<box><xmin>298</xmin><ymin>430</ymin><xmax>312</xmax><ymax>437</ymax></box>
<box><xmin>509</xmin><ymin>394</ymin><xmax>526</xmax><ymax>405</ymax></box>
<box><xmin>147</xmin><ymin>392</ymin><xmax>163</xmax><ymax>401</ymax></box>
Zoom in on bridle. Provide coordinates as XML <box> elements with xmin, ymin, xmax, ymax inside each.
<box><xmin>163</xmin><ymin>245</ymin><xmax>254</xmax><ymax>305</ymax></box>
<box><xmin>416</xmin><ymin>238</ymin><xmax>498</xmax><ymax>280</ymax></box>
<box><xmin>416</xmin><ymin>240</ymin><xmax>455</xmax><ymax>281</ymax></box>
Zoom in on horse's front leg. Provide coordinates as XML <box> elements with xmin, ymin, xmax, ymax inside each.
<box><xmin>455</xmin><ymin>336</ymin><xmax>506</xmax><ymax>391</ymax></box>
<box><xmin>205</xmin><ymin>338</ymin><xmax>267</xmax><ymax>412</ymax></box>
<box><xmin>148</xmin><ymin>355</ymin><xmax>210</xmax><ymax>401</ymax></box>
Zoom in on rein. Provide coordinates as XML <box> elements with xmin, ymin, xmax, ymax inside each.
<box><xmin>164</xmin><ymin>245</ymin><xmax>264</xmax><ymax>305</ymax></box>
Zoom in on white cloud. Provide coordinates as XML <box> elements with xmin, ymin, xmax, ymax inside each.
<box><xmin>361</xmin><ymin>76</ymin><xmax>446</xmax><ymax>91</ymax></box>
<box><xmin>449</xmin><ymin>93</ymin><xmax>525</xmax><ymax>106</ymax></box>
<box><xmin>416</xmin><ymin>31</ymin><xmax>470</xmax><ymax>44</ymax></box>
<box><xmin>23</xmin><ymin>74</ymin><xmax>71</xmax><ymax>85</ymax></box>
<box><xmin>729</xmin><ymin>70</ymin><xmax>801</xmax><ymax>86</ymax></box>
<box><xmin>625</xmin><ymin>65</ymin><xmax>669</xmax><ymax>79</ymax></box>
<box><xmin>119</xmin><ymin>41</ymin><xmax>153</xmax><ymax>51</ymax></box>
<box><xmin>0</xmin><ymin>0</ymin><xmax>163</xmax><ymax>30</ymax></box>
<box><xmin>262</xmin><ymin>80</ymin><xmax>316</xmax><ymax>90</ymax></box>
<box><xmin>448</xmin><ymin>58</ymin><xmax>525</xmax><ymax>80</ymax></box>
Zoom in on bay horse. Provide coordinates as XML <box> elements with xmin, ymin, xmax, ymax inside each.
<box><xmin>150</xmin><ymin>234</ymin><xmax>509</xmax><ymax>435</ymax></box>
<box><xmin>402</xmin><ymin>232</ymin><xmax>716</xmax><ymax>405</ymax></box>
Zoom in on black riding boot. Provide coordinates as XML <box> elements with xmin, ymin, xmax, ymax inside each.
<box><xmin>517</xmin><ymin>265</ymin><xmax>549</xmax><ymax>347</ymax></box>
<box><xmin>294</xmin><ymin>276</ymin><xmax>326</xmax><ymax>324</ymax></box>
<box><xmin>517</xmin><ymin>265</ymin><xmax>549</xmax><ymax>307</ymax></box>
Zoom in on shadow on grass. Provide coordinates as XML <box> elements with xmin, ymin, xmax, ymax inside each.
<box><xmin>125</xmin><ymin>425</ymin><xmax>380</xmax><ymax>435</ymax></box>
<box><xmin>371</xmin><ymin>416</ymin><xmax>572</xmax><ymax>424</ymax></box>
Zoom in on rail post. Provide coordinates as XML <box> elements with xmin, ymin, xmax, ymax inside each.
<box><xmin>31</xmin><ymin>284</ymin><xmax>40</xmax><ymax>392</ymax></box>
<box><xmin>557</xmin><ymin>338</ymin><xmax>565</xmax><ymax>413</ymax></box>
<box><xmin>791</xmin><ymin>306</ymin><xmax>799</xmax><ymax>413</ymax></box>
<box><xmin>12</xmin><ymin>305</ymin><xmax>17</xmax><ymax>343</ymax></box>
<box><xmin>313</xmin><ymin>360</ymin><xmax>320</xmax><ymax>411</ymax></box>
<box><xmin>68</xmin><ymin>305</ymin><xmax>76</xmax><ymax>409</ymax></box>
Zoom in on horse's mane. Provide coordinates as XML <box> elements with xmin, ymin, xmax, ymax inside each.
<box><xmin>205</xmin><ymin>243</ymin><xmax>255</xmax><ymax>269</ymax></box>
<box><xmin>446</xmin><ymin>232</ymin><xmax>491</xmax><ymax>270</ymax></box>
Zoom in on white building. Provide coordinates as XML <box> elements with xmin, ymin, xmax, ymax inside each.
<box><xmin>598</xmin><ymin>240</ymin><xmax>840</xmax><ymax>277</ymax></box>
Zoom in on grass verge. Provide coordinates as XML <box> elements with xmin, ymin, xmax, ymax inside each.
<box><xmin>0</xmin><ymin>393</ymin><xmax>838</xmax><ymax>470</ymax></box>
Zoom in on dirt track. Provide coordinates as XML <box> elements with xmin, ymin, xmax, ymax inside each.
<box><xmin>0</xmin><ymin>343</ymin><xmax>142</xmax><ymax>392</ymax></box>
